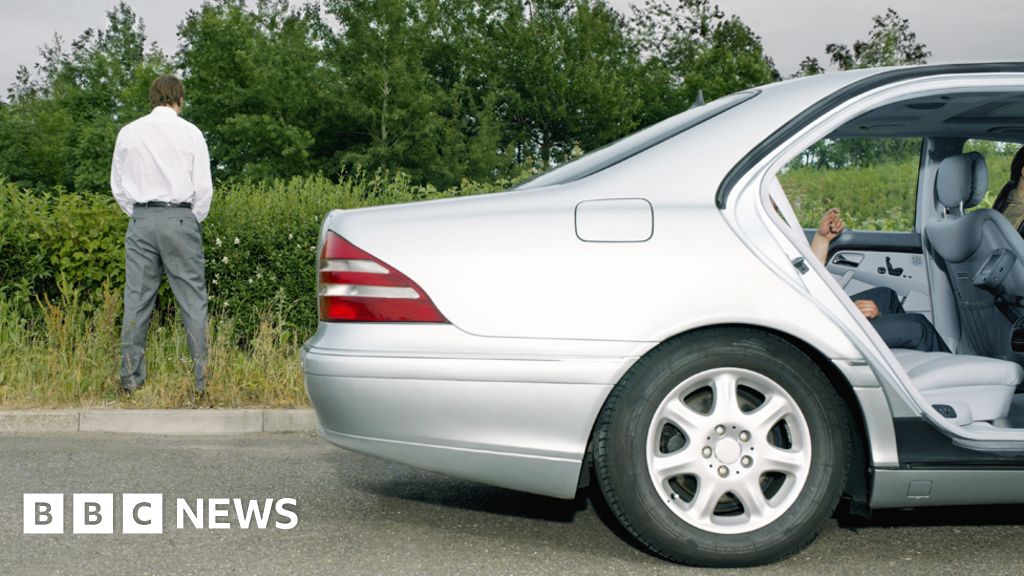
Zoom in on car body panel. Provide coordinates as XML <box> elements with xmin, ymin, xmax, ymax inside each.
<box><xmin>326</xmin><ymin>195</ymin><xmax>861</xmax><ymax>351</ymax></box>
<box><xmin>871</xmin><ymin>468</ymin><xmax>1024</xmax><ymax>508</ymax></box>
<box><xmin>303</xmin><ymin>323</ymin><xmax>636</xmax><ymax>498</ymax></box>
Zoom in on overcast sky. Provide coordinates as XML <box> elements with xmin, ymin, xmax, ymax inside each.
<box><xmin>1</xmin><ymin>0</ymin><xmax>1021</xmax><ymax>94</ymax></box>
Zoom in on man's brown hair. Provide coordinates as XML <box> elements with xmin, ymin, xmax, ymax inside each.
<box><xmin>149</xmin><ymin>75</ymin><xmax>184</xmax><ymax>108</ymax></box>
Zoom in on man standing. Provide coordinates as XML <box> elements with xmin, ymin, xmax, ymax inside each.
<box><xmin>111</xmin><ymin>75</ymin><xmax>212</xmax><ymax>398</ymax></box>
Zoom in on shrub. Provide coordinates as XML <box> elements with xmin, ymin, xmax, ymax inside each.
<box><xmin>779</xmin><ymin>151</ymin><xmax>1014</xmax><ymax>232</ymax></box>
<box><xmin>0</xmin><ymin>179</ymin><xmax>126</xmax><ymax>313</ymax></box>
<box><xmin>1</xmin><ymin>171</ymin><xmax>508</xmax><ymax>338</ymax></box>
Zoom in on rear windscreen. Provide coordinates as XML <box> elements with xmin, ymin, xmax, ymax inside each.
<box><xmin>515</xmin><ymin>91</ymin><xmax>759</xmax><ymax>190</ymax></box>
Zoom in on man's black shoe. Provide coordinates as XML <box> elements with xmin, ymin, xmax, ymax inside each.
<box><xmin>187</xmin><ymin>388</ymin><xmax>210</xmax><ymax>408</ymax></box>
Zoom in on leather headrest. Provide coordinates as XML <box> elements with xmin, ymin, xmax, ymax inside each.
<box><xmin>964</xmin><ymin>151</ymin><xmax>989</xmax><ymax>208</ymax></box>
<box><xmin>935</xmin><ymin>153</ymin><xmax>988</xmax><ymax>211</ymax></box>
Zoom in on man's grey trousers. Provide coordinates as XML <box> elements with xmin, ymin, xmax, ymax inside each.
<box><xmin>120</xmin><ymin>206</ymin><xmax>208</xmax><ymax>391</ymax></box>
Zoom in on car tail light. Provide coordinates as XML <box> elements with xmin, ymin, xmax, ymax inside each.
<box><xmin>318</xmin><ymin>231</ymin><xmax>448</xmax><ymax>323</ymax></box>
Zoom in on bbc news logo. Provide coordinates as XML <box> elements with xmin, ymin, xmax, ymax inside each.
<box><xmin>23</xmin><ymin>494</ymin><xmax>298</xmax><ymax>534</ymax></box>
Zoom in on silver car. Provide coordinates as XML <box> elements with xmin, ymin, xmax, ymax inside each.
<box><xmin>302</xmin><ymin>63</ymin><xmax>1024</xmax><ymax>566</ymax></box>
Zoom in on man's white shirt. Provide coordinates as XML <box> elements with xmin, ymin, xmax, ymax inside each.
<box><xmin>110</xmin><ymin>106</ymin><xmax>213</xmax><ymax>222</ymax></box>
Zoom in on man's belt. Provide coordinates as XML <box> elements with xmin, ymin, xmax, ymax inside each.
<box><xmin>135</xmin><ymin>201</ymin><xmax>192</xmax><ymax>208</ymax></box>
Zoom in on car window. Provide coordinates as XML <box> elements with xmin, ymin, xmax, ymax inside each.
<box><xmin>963</xmin><ymin>139</ymin><xmax>1021</xmax><ymax>211</ymax></box>
<box><xmin>777</xmin><ymin>137</ymin><xmax>922</xmax><ymax>232</ymax></box>
<box><xmin>515</xmin><ymin>91</ymin><xmax>758</xmax><ymax>190</ymax></box>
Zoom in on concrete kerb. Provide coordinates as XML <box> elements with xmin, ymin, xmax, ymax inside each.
<box><xmin>0</xmin><ymin>409</ymin><xmax>316</xmax><ymax>435</ymax></box>
<box><xmin>0</xmin><ymin>410</ymin><xmax>80</xmax><ymax>433</ymax></box>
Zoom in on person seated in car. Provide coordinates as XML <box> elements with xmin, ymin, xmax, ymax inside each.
<box><xmin>993</xmin><ymin>145</ymin><xmax>1024</xmax><ymax>232</ymax></box>
<box><xmin>812</xmin><ymin>208</ymin><xmax>950</xmax><ymax>353</ymax></box>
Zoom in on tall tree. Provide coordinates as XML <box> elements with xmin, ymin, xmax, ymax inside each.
<box><xmin>0</xmin><ymin>94</ymin><xmax>75</xmax><ymax>189</ymax></box>
<box><xmin>0</xmin><ymin>0</ymin><xmax>787</xmax><ymax>190</ymax></box>
<box><xmin>0</xmin><ymin>2</ymin><xmax>169</xmax><ymax>191</ymax></box>
<box><xmin>421</xmin><ymin>0</ymin><xmax>516</xmax><ymax>181</ymax></box>
<box><xmin>493</xmin><ymin>0</ymin><xmax>643</xmax><ymax>167</ymax></box>
<box><xmin>793</xmin><ymin>9</ymin><xmax>931</xmax><ymax>169</ymax></box>
<box><xmin>321</xmin><ymin>0</ymin><xmax>457</xmax><ymax>183</ymax></box>
<box><xmin>826</xmin><ymin>8</ymin><xmax>930</xmax><ymax>70</ymax></box>
<box><xmin>628</xmin><ymin>0</ymin><xmax>778</xmax><ymax>126</ymax></box>
<box><xmin>793</xmin><ymin>56</ymin><xmax>825</xmax><ymax>78</ymax></box>
<box><xmin>177</xmin><ymin>0</ymin><xmax>324</xmax><ymax>180</ymax></box>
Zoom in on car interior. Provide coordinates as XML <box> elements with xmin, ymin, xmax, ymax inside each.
<box><xmin>783</xmin><ymin>90</ymin><xmax>1024</xmax><ymax>435</ymax></box>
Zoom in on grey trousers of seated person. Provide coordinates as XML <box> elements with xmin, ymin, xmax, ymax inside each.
<box><xmin>852</xmin><ymin>286</ymin><xmax>950</xmax><ymax>353</ymax></box>
<box><xmin>120</xmin><ymin>206</ymin><xmax>208</xmax><ymax>391</ymax></box>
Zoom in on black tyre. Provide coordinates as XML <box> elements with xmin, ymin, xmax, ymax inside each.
<box><xmin>593</xmin><ymin>327</ymin><xmax>850</xmax><ymax>567</ymax></box>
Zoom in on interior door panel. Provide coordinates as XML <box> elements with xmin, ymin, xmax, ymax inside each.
<box><xmin>803</xmin><ymin>229</ymin><xmax>933</xmax><ymax>319</ymax></box>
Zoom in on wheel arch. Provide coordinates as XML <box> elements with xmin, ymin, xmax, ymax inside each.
<box><xmin>582</xmin><ymin>323</ymin><xmax>872</xmax><ymax>512</ymax></box>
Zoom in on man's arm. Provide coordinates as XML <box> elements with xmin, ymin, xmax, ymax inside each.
<box><xmin>191</xmin><ymin>130</ymin><xmax>213</xmax><ymax>223</ymax></box>
<box><xmin>811</xmin><ymin>208</ymin><xmax>844</xmax><ymax>265</ymax></box>
<box><xmin>110</xmin><ymin>129</ymin><xmax>132</xmax><ymax>216</ymax></box>
<box><xmin>812</xmin><ymin>208</ymin><xmax>882</xmax><ymax>318</ymax></box>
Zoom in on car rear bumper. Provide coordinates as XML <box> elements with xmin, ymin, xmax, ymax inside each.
<box><xmin>301</xmin><ymin>323</ymin><xmax>648</xmax><ymax>498</ymax></box>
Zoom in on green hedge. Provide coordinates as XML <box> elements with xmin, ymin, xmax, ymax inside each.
<box><xmin>779</xmin><ymin>153</ymin><xmax>1011</xmax><ymax>232</ymax></box>
<box><xmin>779</xmin><ymin>159</ymin><xmax>920</xmax><ymax>231</ymax></box>
<box><xmin>0</xmin><ymin>183</ymin><xmax>127</xmax><ymax>311</ymax></box>
<box><xmin>0</xmin><ymin>172</ymin><xmax>508</xmax><ymax>338</ymax></box>
<box><xmin>3</xmin><ymin>151</ymin><xmax>1015</xmax><ymax>339</ymax></box>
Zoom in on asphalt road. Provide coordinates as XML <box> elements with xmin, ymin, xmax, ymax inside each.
<box><xmin>1</xmin><ymin>434</ymin><xmax>1022</xmax><ymax>576</ymax></box>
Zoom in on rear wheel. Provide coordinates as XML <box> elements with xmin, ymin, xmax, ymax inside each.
<box><xmin>593</xmin><ymin>328</ymin><xmax>849</xmax><ymax>566</ymax></box>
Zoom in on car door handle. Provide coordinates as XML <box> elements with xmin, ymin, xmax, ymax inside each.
<box><xmin>832</xmin><ymin>253</ymin><xmax>863</xmax><ymax>267</ymax></box>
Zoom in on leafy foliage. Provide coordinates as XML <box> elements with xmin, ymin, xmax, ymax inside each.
<box><xmin>793</xmin><ymin>56</ymin><xmax>825</xmax><ymax>78</ymax></box>
<box><xmin>3</xmin><ymin>0</ymin><xmax>789</xmax><ymax>190</ymax></box>
<box><xmin>0</xmin><ymin>173</ymin><xmax>507</xmax><ymax>338</ymax></box>
<box><xmin>792</xmin><ymin>8</ymin><xmax>929</xmax><ymax>78</ymax></box>
<box><xmin>627</xmin><ymin>0</ymin><xmax>778</xmax><ymax>125</ymax></box>
<box><xmin>0</xmin><ymin>179</ymin><xmax>127</xmax><ymax>312</ymax></box>
<box><xmin>177</xmin><ymin>0</ymin><xmax>325</xmax><ymax>181</ymax></box>
<box><xmin>826</xmin><ymin>8</ymin><xmax>930</xmax><ymax>70</ymax></box>
<box><xmin>0</xmin><ymin>2</ymin><xmax>169</xmax><ymax>191</ymax></box>
<box><xmin>780</xmin><ymin>145</ymin><xmax>1016</xmax><ymax>232</ymax></box>
<box><xmin>780</xmin><ymin>158</ymin><xmax>920</xmax><ymax>232</ymax></box>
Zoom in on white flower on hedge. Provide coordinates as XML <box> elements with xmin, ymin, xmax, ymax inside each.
<box><xmin>215</xmin><ymin>237</ymin><xmax>223</xmax><ymax>247</ymax></box>
<box><xmin>234</xmin><ymin>237</ymin><xmax>240</xmax><ymax>245</ymax></box>
<box><xmin>288</xmin><ymin>233</ymin><xmax>293</xmax><ymax>240</ymax></box>
<box><xmin>248</xmin><ymin>278</ymin><xmax>253</xmax><ymax>284</ymax></box>
<box><xmin>256</xmin><ymin>272</ymin><xmax>263</xmax><ymax>280</ymax></box>
<box><xmin>221</xmin><ymin>256</ymin><xmax>228</xmax><ymax>264</ymax></box>
<box><xmin>212</xmin><ymin>279</ymin><xmax>218</xmax><ymax>285</ymax></box>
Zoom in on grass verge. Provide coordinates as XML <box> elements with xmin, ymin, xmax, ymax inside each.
<box><xmin>0</xmin><ymin>283</ymin><xmax>307</xmax><ymax>409</ymax></box>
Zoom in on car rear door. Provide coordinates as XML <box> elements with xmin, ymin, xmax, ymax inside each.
<box><xmin>783</xmin><ymin>136</ymin><xmax>934</xmax><ymax>320</ymax></box>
